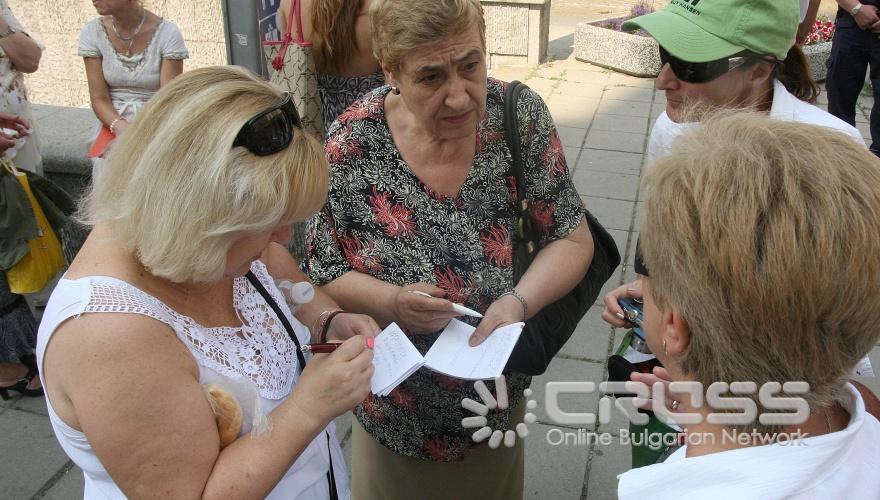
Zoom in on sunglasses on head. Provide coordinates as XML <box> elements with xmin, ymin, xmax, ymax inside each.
<box><xmin>232</xmin><ymin>92</ymin><xmax>302</xmax><ymax>156</ymax></box>
<box><xmin>658</xmin><ymin>46</ymin><xmax>764</xmax><ymax>84</ymax></box>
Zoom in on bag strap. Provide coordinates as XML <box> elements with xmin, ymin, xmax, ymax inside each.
<box><xmin>503</xmin><ymin>80</ymin><xmax>528</xmax><ymax>204</ymax></box>
<box><xmin>503</xmin><ymin>81</ymin><xmax>539</xmax><ymax>268</ymax></box>
<box><xmin>244</xmin><ymin>270</ymin><xmax>339</xmax><ymax>500</ymax></box>
<box><xmin>245</xmin><ymin>271</ymin><xmax>307</xmax><ymax>372</ymax></box>
<box><xmin>272</xmin><ymin>0</ymin><xmax>306</xmax><ymax>70</ymax></box>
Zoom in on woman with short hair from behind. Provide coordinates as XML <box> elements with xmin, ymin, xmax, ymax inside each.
<box><xmin>37</xmin><ymin>65</ymin><xmax>378</xmax><ymax>499</ymax></box>
<box><xmin>617</xmin><ymin>113</ymin><xmax>880</xmax><ymax>498</ymax></box>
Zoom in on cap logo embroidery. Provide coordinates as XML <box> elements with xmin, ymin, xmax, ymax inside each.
<box><xmin>671</xmin><ymin>0</ymin><xmax>702</xmax><ymax>15</ymax></box>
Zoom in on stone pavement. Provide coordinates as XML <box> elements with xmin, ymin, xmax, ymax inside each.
<box><xmin>4</xmin><ymin>39</ymin><xmax>880</xmax><ymax>500</ymax></box>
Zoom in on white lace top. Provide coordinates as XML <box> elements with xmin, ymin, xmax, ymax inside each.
<box><xmin>36</xmin><ymin>261</ymin><xmax>350</xmax><ymax>500</ymax></box>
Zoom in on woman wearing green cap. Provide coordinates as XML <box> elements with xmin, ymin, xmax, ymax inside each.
<box><xmin>603</xmin><ymin>0</ymin><xmax>868</xmax><ymax>335</ymax></box>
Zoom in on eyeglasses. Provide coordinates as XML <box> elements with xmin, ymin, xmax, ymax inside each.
<box><xmin>232</xmin><ymin>92</ymin><xmax>301</xmax><ymax>156</ymax></box>
<box><xmin>658</xmin><ymin>46</ymin><xmax>760</xmax><ymax>84</ymax></box>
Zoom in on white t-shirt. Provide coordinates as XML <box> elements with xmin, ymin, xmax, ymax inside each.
<box><xmin>647</xmin><ymin>80</ymin><xmax>866</xmax><ymax>166</ymax></box>
<box><xmin>617</xmin><ymin>383</ymin><xmax>880</xmax><ymax>499</ymax></box>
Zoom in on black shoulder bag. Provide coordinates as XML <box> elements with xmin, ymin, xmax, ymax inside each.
<box><xmin>245</xmin><ymin>271</ymin><xmax>339</xmax><ymax>500</ymax></box>
<box><xmin>502</xmin><ymin>81</ymin><xmax>621</xmax><ymax>376</ymax></box>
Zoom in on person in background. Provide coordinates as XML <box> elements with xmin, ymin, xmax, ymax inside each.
<box><xmin>797</xmin><ymin>0</ymin><xmax>822</xmax><ymax>45</ymax></box>
<box><xmin>617</xmin><ymin>112</ymin><xmax>880</xmax><ymax>499</ymax></box>
<box><xmin>80</xmin><ymin>0</ymin><xmax>187</xmax><ymax>180</ymax></box>
<box><xmin>305</xmin><ymin>1</ymin><xmax>594</xmax><ymax>498</ymax></box>
<box><xmin>603</xmin><ymin>0</ymin><xmax>865</xmax><ymax>328</ymax></box>
<box><xmin>0</xmin><ymin>0</ymin><xmax>42</xmax><ymax>175</ymax></box>
<box><xmin>0</xmin><ymin>111</ymin><xmax>42</xmax><ymax>400</ymax></box>
<box><xmin>278</xmin><ymin>0</ymin><xmax>383</xmax><ymax>130</ymax></box>
<box><xmin>38</xmin><ymin>66</ymin><xmax>376</xmax><ymax>499</ymax></box>
<box><xmin>825</xmin><ymin>0</ymin><xmax>880</xmax><ymax>157</ymax></box>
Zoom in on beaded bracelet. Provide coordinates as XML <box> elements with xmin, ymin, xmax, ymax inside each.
<box><xmin>499</xmin><ymin>290</ymin><xmax>528</xmax><ymax>321</ymax></box>
<box><xmin>109</xmin><ymin>116</ymin><xmax>126</xmax><ymax>134</ymax></box>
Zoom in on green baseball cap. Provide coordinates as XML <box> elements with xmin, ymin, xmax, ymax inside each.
<box><xmin>621</xmin><ymin>0</ymin><xmax>798</xmax><ymax>62</ymax></box>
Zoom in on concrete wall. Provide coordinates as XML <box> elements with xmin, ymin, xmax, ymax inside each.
<box><xmin>8</xmin><ymin>0</ymin><xmax>226</xmax><ymax>107</ymax></box>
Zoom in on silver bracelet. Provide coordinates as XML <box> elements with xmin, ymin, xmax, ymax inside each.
<box><xmin>499</xmin><ymin>290</ymin><xmax>528</xmax><ymax>321</ymax></box>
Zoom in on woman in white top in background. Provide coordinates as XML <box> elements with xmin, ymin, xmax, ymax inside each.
<box><xmin>37</xmin><ymin>66</ymin><xmax>376</xmax><ymax>499</ymax></box>
<box><xmin>79</xmin><ymin>0</ymin><xmax>187</xmax><ymax>179</ymax></box>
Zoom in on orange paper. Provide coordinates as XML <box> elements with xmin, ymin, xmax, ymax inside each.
<box><xmin>87</xmin><ymin>126</ymin><xmax>115</xmax><ymax>158</ymax></box>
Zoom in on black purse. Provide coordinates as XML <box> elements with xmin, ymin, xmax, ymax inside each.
<box><xmin>502</xmin><ymin>81</ymin><xmax>621</xmax><ymax>376</ymax></box>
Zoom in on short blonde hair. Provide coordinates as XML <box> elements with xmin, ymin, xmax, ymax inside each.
<box><xmin>370</xmin><ymin>0</ymin><xmax>485</xmax><ymax>72</ymax></box>
<box><xmin>80</xmin><ymin>66</ymin><xmax>328</xmax><ymax>283</ymax></box>
<box><xmin>641</xmin><ymin>112</ymin><xmax>880</xmax><ymax>412</ymax></box>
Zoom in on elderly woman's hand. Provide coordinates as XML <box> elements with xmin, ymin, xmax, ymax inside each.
<box><xmin>291</xmin><ymin>336</ymin><xmax>374</xmax><ymax>425</ymax></box>
<box><xmin>468</xmin><ymin>294</ymin><xmax>525</xmax><ymax>346</ymax></box>
<box><xmin>388</xmin><ymin>283</ymin><xmax>460</xmax><ymax>335</ymax></box>
<box><xmin>326</xmin><ymin>312</ymin><xmax>381</xmax><ymax>342</ymax></box>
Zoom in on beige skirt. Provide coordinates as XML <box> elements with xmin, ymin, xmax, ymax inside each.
<box><xmin>350</xmin><ymin>400</ymin><xmax>526</xmax><ymax>500</ymax></box>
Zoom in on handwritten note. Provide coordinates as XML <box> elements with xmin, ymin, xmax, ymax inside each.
<box><xmin>424</xmin><ymin>319</ymin><xmax>524</xmax><ymax>380</ymax></box>
<box><xmin>370</xmin><ymin>323</ymin><xmax>425</xmax><ymax>396</ymax></box>
<box><xmin>370</xmin><ymin>320</ymin><xmax>524</xmax><ymax>395</ymax></box>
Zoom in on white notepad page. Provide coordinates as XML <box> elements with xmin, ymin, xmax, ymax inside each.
<box><xmin>370</xmin><ymin>323</ymin><xmax>425</xmax><ymax>396</ymax></box>
<box><xmin>423</xmin><ymin>319</ymin><xmax>524</xmax><ymax>380</ymax></box>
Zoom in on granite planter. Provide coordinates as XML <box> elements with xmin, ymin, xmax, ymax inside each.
<box><xmin>574</xmin><ymin>20</ymin><xmax>660</xmax><ymax>77</ymax></box>
<box><xmin>802</xmin><ymin>41</ymin><xmax>832</xmax><ymax>83</ymax></box>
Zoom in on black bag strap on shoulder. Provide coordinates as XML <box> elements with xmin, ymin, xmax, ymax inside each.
<box><xmin>500</xmin><ymin>81</ymin><xmax>621</xmax><ymax>376</ymax></box>
<box><xmin>245</xmin><ymin>271</ymin><xmax>339</xmax><ymax>500</ymax></box>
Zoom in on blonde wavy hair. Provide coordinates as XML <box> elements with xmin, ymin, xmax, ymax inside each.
<box><xmin>79</xmin><ymin>65</ymin><xmax>328</xmax><ymax>283</ymax></box>
<box><xmin>642</xmin><ymin>112</ymin><xmax>880</xmax><ymax>414</ymax></box>
<box><xmin>370</xmin><ymin>0</ymin><xmax>485</xmax><ymax>72</ymax></box>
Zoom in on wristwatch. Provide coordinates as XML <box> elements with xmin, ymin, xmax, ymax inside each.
<box><xmin>0</xmin><ymin>25</ymin><xmax>19</xmax><ymax>40</ymax></box>
<box><xmin>851</xmin><ymin>2</ymin><xmax>864</xmax><ymax>17</ymax></box>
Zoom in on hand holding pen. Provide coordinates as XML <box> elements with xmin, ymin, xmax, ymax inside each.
<box><xmin>388</xmin><ymin>284</ymin><xmax>477</xmax><ymax>335</ymax></box>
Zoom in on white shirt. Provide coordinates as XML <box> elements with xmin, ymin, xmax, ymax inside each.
<box><xmin>36</xmin><ymin>261</ymin><xmax>349</xmax><ymax>500</ymax></box>
<box><xmin>647</xmin><ymin>80</ymin><xmax>866</xmax><ymax>166</ymax></box>
<box><xmin>618</xmin><ymin>383</ymin><xmax>880</xmax><ymax>499</ymax></box>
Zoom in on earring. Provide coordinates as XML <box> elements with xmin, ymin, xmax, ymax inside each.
<box><xmin>390</xmin><ymin>86</ymin><xmax>400</xmax><ymax>95</ymax></box>
<box><xmin>662</xmin><ymin>339</ymin><xmax>667</xmax><ymax>356</ymax></box>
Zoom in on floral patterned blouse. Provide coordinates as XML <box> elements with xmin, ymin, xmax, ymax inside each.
<box><xmin>306</xmin><ymin>78</ymin><xmax>584</xmax><ymax>461</ymax></box>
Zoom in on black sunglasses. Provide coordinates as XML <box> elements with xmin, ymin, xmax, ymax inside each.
<box><xmin>232</xmin><ymin>92</ymin><xmax>302</xmax><ymax>156</ymax></box>
<box><xmin>658</xmin><ymin>46</ymin><xmax>761</xmax><ymax>84</ymax></box>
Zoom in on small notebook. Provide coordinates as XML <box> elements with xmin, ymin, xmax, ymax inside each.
<box><xmin>370</xmin><ymin>319</ymin><xmax>524</xmax><ymax>396</ymax></box>
<box><xmin>87</xmin><ymin>126</ymin><xmax>115</xmax><ymax>158</ymax></box>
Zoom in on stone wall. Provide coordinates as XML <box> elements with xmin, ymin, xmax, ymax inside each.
<box><xmin>8</xmin><ymin>0</ymin><xmax>226</xmax><ymax>107</ymax></box>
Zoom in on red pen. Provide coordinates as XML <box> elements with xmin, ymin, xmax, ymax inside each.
<box><xmin>301</xmin><ymin>343</ymin><xmax>342</xmax><ymax>354</ymax></box>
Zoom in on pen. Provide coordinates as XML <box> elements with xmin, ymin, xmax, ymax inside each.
<box><xmin>301</xmin><ymin>343</ymin><xmax>342</xmax><ymax>353</ymax></box>
<box><xmin>408</xmin><ymin>290</ymin><xmax>484</xmax><ymax>318</ymax></box>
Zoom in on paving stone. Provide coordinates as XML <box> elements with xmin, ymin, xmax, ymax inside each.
<box><xmin>0</xmin><ymin>410</ymin><xmax>69</xmax><ymax>499</ymax></box>
<box><xmin>42</xmin><ymin>465</ymin><xmax>83</xmax><ymax>500</ymax></box>
<box><xmin>573</xmin><ymin>169</ymin><xmax>640</xmax><ymax>201</ymax></box>
<box><xmin>564</xmin><ymin>147</ymin><xmax>581</xmax><ymax>169</ymax></box>
<box><xmin>607</xmin><ymin>73</ymin><xmax>656</xmax><ymax>89</ymax></box>
<box><xmin>577</xmin><ymin>149</ymin><xmax>645</xmax><ymax>176</ymax></box>
<box><xmin>560</xmin><ymin>306</ymin><xmax>615</xmax><ymax>361</ymax></box>
<box><xmin>13</xmin><ymin>395</ymin><xmax>49</xmax><ymax>416</ymax></box>
<box><xmin>653</xmin><ymin>90</ymin><xmax>666</xmax><ymax>103</ymax></box>
<box><xmin>584</xmin><ymin>130</ymin><xmax>647</xmax><ymax>154</ymax></box>
<box><xmin>605</xmin><ymin>229</ymin><xmax>632</xmax><ymax>262</ymax></box>
<box><xmin>555</xmin><ymin>80</ymin><xmax>606</xmax><ymax>99</ymax></box>
<box><xmin>524</xmin><ymin>422</ymin><xmax>591</xmax><ymax>499</ymax></box>
<box><xmin>524</xmin><ymin>77</ymin><xmax>558</xmax><ymax>97</ymax></box>
<box><xmin>597</xmin><ymin>99</ymin><xmax>653</xmax><ymax>118</ymax></box>
<box><xmin>530</xmin><ymin>358</ymin><xmax>606</xmax><ymax>426</ymax></box>
<box><xmin>489</xmin><ymin>66</ymin><xmax>533</xmax><ymax>83</ymax></box>
<box><xmin>651</xmin><ymin>102</ymin><xmax>666</xmax><ymax>119</ymax></box>
<box><xmin>590</xmin><ymin>113</ymin><xmax>651</xmax><ymax>134</ymax></box>
<box><xmin>585</xmin><ymin>434</ymin><xmax>633</xmax><ymax>500</ymax></box>
<box><xmin>602</xmin><ymin>86</ymin><xmax>654</xmax><ymax>103</ymax></box>
<box><xmin>556</xmin><ymin>125</ymin><xmax>588</xmax><ymax>149</ymax></box>
<box><xmin>581</xmin><ymin>196</ymin><xmax>637</xmax><ymax>232</ymax></box>
<box><xmin>549</xmin><ymin>97</ymin><xmax>598</xmax><ymax>129</ymax></box>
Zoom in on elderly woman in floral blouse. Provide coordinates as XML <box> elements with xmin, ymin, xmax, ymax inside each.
<box><xmin>305</xmin><ymin>0</ymin><xmax>593</xmax><ymax>498</ymax></box>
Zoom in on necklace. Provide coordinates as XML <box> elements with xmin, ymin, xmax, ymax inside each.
<box><xmin>110</xmin><ymin>8</ymin><xmax>147</xmax><ymax>57</ymax></box>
